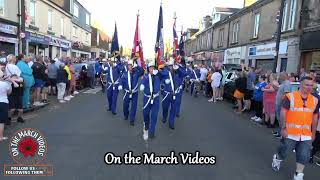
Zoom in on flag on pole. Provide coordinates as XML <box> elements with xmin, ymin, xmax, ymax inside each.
<box><xmin>179</xmin><ymin>32</ymin><xmax>185</xmax><ymax>57</ymax></box>
<box><xmin>173</xmin><ymin>17</ymin><xmax>179</xmax><ymax>59</ymax></box>
<box><xmin>154</xmin><ymin>5</ymin><xmax>164</xmax><ymax>67</ymax></box>
<box><xmin>131</xmin><ymin>12</ymin><xmax>146</xmax><ymax>69</ymax></box>
<box><xmin>111</xmin><ymin>23</ymin><xmax>120</xmax><ymax>61</ymax></box>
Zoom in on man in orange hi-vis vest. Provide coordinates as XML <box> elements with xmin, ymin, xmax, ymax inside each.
<box><xmin>272</xmin><ymin>76</ymin><xmax>319</xmax><ymax>180</ymax></box>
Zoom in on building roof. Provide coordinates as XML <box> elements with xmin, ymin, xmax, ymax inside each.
<box><xmin>214</xmin><ymin>7</ymin><xmax>241</xmax><ymax>14</ymax></box>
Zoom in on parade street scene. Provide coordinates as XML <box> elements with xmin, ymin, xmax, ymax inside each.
<box><xmin>0</xmin><ymin>0</ymin><xmax>320</xmax><ymax>179</ymax></box>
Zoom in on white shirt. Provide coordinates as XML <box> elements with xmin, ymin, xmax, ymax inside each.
<box><xmin>5</xmin><ymin>64</ymin><xmax>21</xmax><ymax>77</ymax></box>
<box><xmin>28</xmin><ymin>61</ymin><xmax>34</xmax><ymax>68</ymax></box>
<box><xmin>211</xmin><ymin>72</ymin><xmax>222</xmax><ymax>88</ymax></box>
<box><xmin>287</xmin><ymin>135</ymin><xmax>311</xmax><ymax>141</ymax></box>
<box><xmin>0</xmin><ymin>81</ymin><xmax>11</xmax><ymax>103</ymax></box>
<box><xmin>0</xmin><ymin>57</ymin><xmax>6</xmax><ymax>63</ymax></box>
<box><xmin>199</xmin><ymin>68</ymin><xmax>208</xmax><ymax>81</ymax></box>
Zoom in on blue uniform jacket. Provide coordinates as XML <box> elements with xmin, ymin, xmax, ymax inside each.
<box><xmin>141</xmin><ymin>73</ymin><xmax>161</xmax><ymax>96</ymax></box>
<box><xmin>120</xmin><ymin>65</ymin><xmax>144</xmax><ymax>92</ymax></box>
<box><xmin>160</xmin><ymin>66</ymin><xmax>186</xmax><ymax>93</ymax></box>
<box><xmin>190</xmin><ymin>68</ymin><xmax>201</xmax><ymax>81</ymax></box>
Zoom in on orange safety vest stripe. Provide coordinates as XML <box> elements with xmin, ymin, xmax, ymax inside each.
<box><xmin>285</xmin><ymin>91</ymin><xmax>318</xmax><ymax>137</ymax></box>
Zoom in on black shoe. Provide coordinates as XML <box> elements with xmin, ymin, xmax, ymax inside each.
<box><xmin>5</xmin><ymin>118</ymin><xmax>11</xmax><ymax>125</ymax></box>
<box><xmin>130</xmin><ymin>121</ymin><xmax>134</xmax><ymax>126</ymax></box>
<box><xmin>310</xmin><ymin>157</ymin><xmax>314</xmax><ymax>164</ymax></box>
<box><xmin>176</xmin><ymin>114</ymin><xmax>180</xmax><ymax>118</ymax></box>
<box><xmin>124</xmin><ymin>116</ymin><xmax>128</xmax><ymax>120</ymax></box>
<box><xmin>267</xmin><ymin>124</ymin><xmax>275</xmax><ymax>129</ymax></box>
<box><xmin>112</xmin><ymin>112</ymin><xmax>117</xmax><ymax>115</ymax></box>
<box><xmin>169</xmin><ymin>125</ymin><xmax>175</xmax><ymax>130</ymax></box>
<box><xmin>272</xmin><ymin>131</ymin><xmax>279</xmax><ymax>136</ymax></box>
<box><xmin>316</xmin><ymin>161</ymin><xmax>320</xmax><ymax>167</ymax></box>
<box><xmin>162</xmin><ymin>119</ymin><xmax>166</xmax><ymax>123</ymax></box>
<box><xmin>148</xmin><ymin>133</ymin><xmax>155</xmax><ymax>139</ymax></box>
<box><xmin>275</xmin><ymin>134</ymin><xmax>282</xmax><ymax>139</ymax></box>
<box><xmin>108</xmin><ymin>108</ymin><xmax>111</xmax><ymax>111</ymax></box>
<box><xmin>17</xmin><ymin>117</ymin><xmax>25</xmax><ymax>123</ymax></box>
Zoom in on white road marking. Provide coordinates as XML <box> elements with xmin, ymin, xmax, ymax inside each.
<box><xmin>83</xmin><ymin>87</ymin><xmax>102</xmax><ymax>94</ymax></box>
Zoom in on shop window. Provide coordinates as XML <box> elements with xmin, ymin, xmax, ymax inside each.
<box><xmin>29</xmin><ymin>0</ymin><xmax>36</xmax><ymax>26</ymax></box>
<box><xmin>73</xmin><ymin>3</ymin><xmax>79</xmax><ymax>18</ymax></box>
<box><xmin>48</xmin><ymin>10</ymin><xmax>53</xmax><ymax>31</ymax></box>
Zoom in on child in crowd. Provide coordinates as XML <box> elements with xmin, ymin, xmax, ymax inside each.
<box><xmin>251</xmin><ymin>75</ymin><xmax>267</xmax><ymax>123</ymax></box>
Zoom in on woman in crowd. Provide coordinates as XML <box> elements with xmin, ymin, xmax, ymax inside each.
<box><xmin>206</xmin><ymin>68</ymin><xmax>213</xmax><ymax>98</ymax></box>
<box><xmin>209</xmin><ymin>68</ymin><xmax>222</xmax><ymax>103</ymax></box>
<box><xmin>233</xmin><ymin>71</ymin><xmax>247</xmax><ymax>113</ymax></box>
<box><xmin>32</xmin><ymin>56</ymin><xmax>47</xmax><ymax>106</ymax></box>
<box><xmin>16</xmin><ymin>54</ymin><xmax>35</xmax><ymax>109</ymax></box>
<box><xmin>63</xmin><ymin>62</ymin><xmax>72</xmax><ymax>101</ymax></box>
<box><xmin>67</xmin><ymin>61</ymin><xmax>79</xmax><ymax>97</ymax></box>
<box><xmin>56</xmin><ymin>64</ymin><xmax>68</xmax><ymax>103</ymax></box>
<box><xmin>251</xmin><ymin>75</ymin><xmax>267</xmax><ymax>123</ymax></box>
<box><xmin>48</xmin><ymin>59</ymin><xmax>57</xmax><ymax>96</ymax></box>
<box><xmin>262</xmin><ymin>73</ymin><xmax>278</xmax><ymax>128</ymax></box>
<box><xmin>0</xmin><ymin>68</ymin><xmax>14</xmax><ymax>141</ymax></box>
<box><xmin>5</xmin><ymin>54</ymin><xmax>25</xmax><ymax>124</ymax></box>
<box><xmin>217</xmin><ymin>68</ymin><xmax>225</xmax><ymax>101</ymax></box>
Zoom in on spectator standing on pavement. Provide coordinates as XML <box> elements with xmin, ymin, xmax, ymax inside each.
<box><xmin>16</xmin><ymin>54</ymin><xmax>35</xmax><ymax>109</ymax></box>
<box><xmin>251</xmin><ymin>75</ymin><xmax>267</xmax><ymax>123</ymax></box>
<box><xmin>272</xmin><ymin>76</ymin><xmax>319</xmax><ymax>180</ymax></box>
<box><xmin>206</xmin><ymin>68</ymin><xmax>213</xmax><ymax>98</ymax></box>
<box><xmin>199</xmin><ymin>65</ymin><xmax>208</xmax><ymax>94</ymax></box>
<box><xmin>234</xmin><ymin>71</ymin><xmax>247</xmax><ymax>114</ymax></box>
<box><xmin>87</xmin><ymin>63</ymin><xmax>96</xmax><ymax>89</ymax></box>
<box><xmin>5</xmin><ymin>54</ymin><xmax>25</xmax><ymax>124</ymax></box>
<box><xmin>63</xmin><ymin>63</ymin><xmax>72</xmax><ymax>101</ymax></box>
<box><xmin>299</xmin><ymin>68</ymin><xmax>307</xmax><ymax>80</ymax></box>
<box><xmin>27</xmin><ymin>56</ymin><xmax>34</xmax><ymax>68</ymax></box>
<box><xmin>243</xmin><ymin>67</ymin><xmax>256</xmax><ymax>112</ymax></box>
<box><xmin>0</xmin><ymin>69</ymin><xmax>13</xmax><ymax>141</ymax></box>
<box><xmin>47</xmin><ymin>59</ymin><xmax>57</xmax><ymax>96</ymax></box>
<box><xmin>273</xmin><ymin>72</ymin><xmax>291</xmax><ymax>138</ymax></box>
<box><xmin>32</xmin><ymin>56</ymin><xmax>46</xmax><ymax>106</ymax></box>
<box><xmin>56</xmin><ymin>64</ymin><xmax>68</xmax><ymax>103</ymax></box>
<box><xmin>68</xmin><ymin>61</ymin><xmax>78</xmax><ymax>96</ymax></box>
<box><xmin>208</xmin><ymin>68</ymin><xmax>222</xmax><ymax>103</ymax></box>
<box><xmin>262</xmin><ymin>73</ymin><xmax>278</xmax><ymax>128</ymax></box>
<box><xmin>0</xmin><ymin>51</ymin><xmax>7</xmax><ymax>64</ymax></box>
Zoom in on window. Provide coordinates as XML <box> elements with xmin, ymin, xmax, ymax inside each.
<box><xmin>72</xmin><ymin>26</ymin><xmax>78</xmax><ymax>37</ymax></box>
<box><xmin>29</xmin><ymin>0</ymin><xmax>36</xmax><ymax>25</ymax></box>
<box><xmin>86</xmin><ymin>33</ymin><xmax>89</xmax><ymax>42</ymax></box>
<box><xmin>288</xmin><ymin>0</ymin><xmax>297</xmax><ymax>30</ymax></box>
<box><xmin>60</xmin><ymin>18</ymin><xmax>64</xmax><ymax>36</ymax></box>
<box><xmin>218</xmin><ymin>28</ymin><xmax>224</xmax><ymax>47</ymax></box>
<box><xmin>281</xmin><ymin>0</ymin><xmax>288</xmax><ymax>31</ymax></box>
<box><xmin>97</xmin><ymin>31</ymin><xmax>100</xmax><ymax>45</ymax></box>
<box><xmin>232</xmin><ymin>21</ymin><xmax>240</xmax><ymax>43</ymax></box>
<box><xmin>0</xmin><ymin>0</ymin><xmax>4</xmax><ymax>16</ymax></box>
<box><xmin>253</xmin><ymin>13</ymin><xmax>260</xmax><ymax>38</ymax></box>
<box><xmin>48</xmin><ymin>10</ymin><xmax>53</xmax><ymax>31</ymax></box>
<box><xmin>86</xmin><ymin>13</ymin><xmax>90</xmax><ymax>25</ymax></box>
<box><xmin>73</xmin><ymin>3</ymin><xmax>79</xmax><ymax>18</ymax></box>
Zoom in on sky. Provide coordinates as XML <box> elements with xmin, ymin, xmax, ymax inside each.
<box><xmin>78</xmin><ymin>0</ymin><xmax>245</xmax><ymax>58</ymax></box>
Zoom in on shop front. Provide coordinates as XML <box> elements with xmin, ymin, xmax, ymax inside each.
<box><xmin>72</xmin><ymin>41</ymin><xmax>91</xmax><ymax>58</ymax></box>
<box><xmin>300</xmin><ymin>31</ymin><xmax>320</xmax><ymax>77</ymax></box>
<box><xmin>248</xmin><ymin>41</ymin><xmax>288</xmax><ymax>73</ymax></box>
<box><xmin>0</xmin><ymin>22</ymin><xmax>18</xmax><ymax>55</ymax></box>
<box><xmin>224</xmin><ymin>46</ymin><xmax>247</xmax><ymax>65</ymax></box>
<box><xmin>211</xmin><ymin>51</ymin><xmax>224</xmax><ymax>67</ymax></box>
<box><xmin>25</xmin><ymin>32</ymin><xmax>50</xmax><ymax>57</ymax></box>
<box><xmin>49</xmin><ymin>36</ymin><xmax>71</xmax><ymax>59</ymax></box>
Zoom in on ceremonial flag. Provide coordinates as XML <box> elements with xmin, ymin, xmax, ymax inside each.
<box><xmin>131</xmin><ymin>13</ymin><xmax>146</xmax><ymax>69</ymax></box>
<box><xmin>173</xmin><ymin>18</ymin><xmax>179</xmax><ymax>59</ymax></box>
<box><xmin>179</xmin><ymin>32</ymin><xmax>185</xmax><ymax>57</ymax></box>
<box><xmin>154</xmin><ymin>5</ymin><xmax>164</xmax><ymax>67</ymax></box>
<box><xmin>111</xmin><ymin>23</ymin><xmax>120</xmax><ymax>61</ymax></box>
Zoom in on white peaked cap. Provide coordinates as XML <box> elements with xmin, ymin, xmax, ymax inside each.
<box><xmin>128</xmin><ymin>60</ymin><xmax>134</xmax><ymax>65</ymax></box>
<box><xmin>148</xmin><ymin>61</ymin><xmax>155</xmax><ymax>67</ymax></box>
<box><xmin>194</xmin><ymin>64</ymin><xmax>198</xmax><ymax>68</ymax></box>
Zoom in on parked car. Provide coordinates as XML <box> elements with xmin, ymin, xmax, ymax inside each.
<box><xmin>222</xmin><ymin>64</ymin><xmax>242</xmax><ymax>72</ymax></box>
<box><xmin>223</xmin><ymin>71</ymin><xmax>238</xmax><ymax>100</ymax></box>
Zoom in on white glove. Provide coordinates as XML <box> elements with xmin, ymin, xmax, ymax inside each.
<box><xmin>133</xmin><ymin>63</ymin><xmax>138</xmax><ymax>68</ymax></box>
<box><xmin>140</xmin><ymin>84</ymin><xmax>145</xmax><ymax>91</ymax></box>
<box><xmin>118</xmin><ymin>85</ymin><xmax>123</xmax><ymax>91</ymax></box>
<box><xmin>153</xmin><ymin>70</ymin><xmax>158</xmax><ymax>75</ymax></box>
<box><xmin>173</xmin><ymin>65</ymin><xmax>179</xmax><ymax>70</ymax></box>
<box><xmin>196</xmin><ymin>79</ymin><xmax>200</xmax><ymax>82</ymax></box>
<box><xmin>165</xmin><ymin>79</ymin><xmax>170</xmax><ymax>84</ymax></box>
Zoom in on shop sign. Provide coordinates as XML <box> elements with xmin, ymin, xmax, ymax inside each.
<box><xmin>50</xmin><ymin>37</ymin><xmax>71</xmax><ymax>49</ymax></box>
<box><xmin>249</xmin><ymin>41</ymin><xmax>287</xmax><ymax>56</ymax></box>
<box><xmin>0</xmin><ymin>35</ymin><xmax>18</xmax><ymax>44</ymax></box>
<box><xmin>0</xmin><ymin>23</ymin><xmax>18</xmax><ymax>35</ymax></box>
<box><xmin>26</xmin><ymin>32</ymin><xmax>50</xmax><ymax>45</ymax></box>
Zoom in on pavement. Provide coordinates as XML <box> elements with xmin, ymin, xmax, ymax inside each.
<box><xmin>0</xmin><ymin>87</ymin><xmax>319</xmax><ymax>180</ymax></box>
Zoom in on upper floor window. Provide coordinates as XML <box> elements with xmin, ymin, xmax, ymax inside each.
<box><xmin>72</xmin><ymin>26</ymin><xmax>78</xmax><ymax>37</ymax></box>
<box><xmin>29</xmin><ymin>0</ymin><xmax>36</xmax><ymax>25</ymax></box>
<box><xmin>86</xmin><ymin>33</ymin><xmax>89</xmax><ymax>42</ymax></box>
<box><xmin>48</xmin><ymin>10</ymin><xmax>53</xmax><ymax>31</ymax></box>
<box><xmin>60</xmin><ymin>18</ymin><xmax>64</xmax><ymax>36</ymax></box>
<box><xmin>253</xmin><ymin>13</ymin><xmax>260</xmax><ymax>38</ymax></box>
<box><xmin>0</xmin><ymin>0</ymin><xmax>4</xmax><ymax>16</ymax></box>
<box><xmin>282</xmin><ymin>0</ymin><xmax>297</xmax><ymax>31</ymax></box>
<box><xmin>97</xmin><ymin>31</ymin><xmax>100</xmax><ymax>45</ymax></box>
<box><xmin>73</xmin><ymin>3</ymin><xmax>79</xmax><ymax>18</ymax></box>
<box><xmin>218</xmin><ymin>28</ymin><xmax>224</xmax><ymax>47</ymax></box>
<box><xmin>232</xmin><ymin>21</ymin><xmax>240</xmax><ymax>43</ymax></box>
<box><xmin>86</xmin><ymin>13</ymin><xmax>90</xmax><ymax>25</ymax></box>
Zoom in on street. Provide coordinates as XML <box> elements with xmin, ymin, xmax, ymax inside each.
<box><xmin>0</xmin><ymin>89</ymin><xmax>319</xmax><ymax>180</ymax></box>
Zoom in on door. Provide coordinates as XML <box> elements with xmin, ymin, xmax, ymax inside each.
<box><xmin>280</xmin><ymin>58</ymin><xmax>287</xmax><ymax>72</ymax></box>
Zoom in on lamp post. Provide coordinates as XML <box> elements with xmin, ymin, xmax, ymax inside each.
<box><xmin>273</xmin><ymin>0</ymin><xmax>286</xmax><ymax>73</ymax></box>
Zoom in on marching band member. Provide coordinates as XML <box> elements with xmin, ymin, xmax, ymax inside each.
<box><xmin>160</xmin><ymin>58</ymin><xmax>186</xmax><ymax>129</ymax></box>
<box><xmin>140</xmin><ymin>61</ymin><xmax>161</xmax><ymax>140</ymax></box>
<box><xmin>106</xmin><ymin>57</ymin><xmax>124</xmax><ymax>115</ymax></box>
<box><xmin>100</xmin><ymin>58</ymin><xmax>109</xmax><ymax>92</ymax></box>
<box><xmin>190</xmin><ymin>64</ymin><xmax>201</xmax><ymax>97</ymax></box>
<box><xmin>118</xmin><ymin>59</ymin><xmax>144</xmax><ymax>126</ymax></box>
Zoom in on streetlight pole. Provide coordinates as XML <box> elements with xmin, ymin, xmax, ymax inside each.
<box><xmin>273</xmin><ymin>0</ymin><xmax>285</xmax><ymax>73</ymax></box>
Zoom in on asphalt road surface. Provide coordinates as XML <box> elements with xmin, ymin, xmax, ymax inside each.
<box><xmin>0</xmin><ymin>88</ymin><xmax>319</xmax><ymax>180</ymax></box>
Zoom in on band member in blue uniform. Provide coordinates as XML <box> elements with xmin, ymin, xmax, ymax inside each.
<box><xmin>106</xmin><ymin>57</ymin><xmax>124</xmax><ymax>115</ymax></box>
<box><xmin>140</xmin><ymin>61</ymin><xmax>161</xmax><ymax>140</ymax></box>
<box><xmin>101</xmin><ymin>58</ymin><xmax>110</xmax><ymax>92</ymax></box>
<box><xmin>160</xmin><ymin>58</ymin><xmax>186</xmax><ymax>129</ymax></box>
<box><xmin>176</xmin><ymin>63</ymin><xmax>191</xmax><ymax>117</ymax></box>
<box><xmin>190</xmin><ymin>64</ymin><xmax>201</xmax><ymax>97</ymax></box>
<box><xmin>118</xmin><ymin>59</ymin><xmax>144</xmax><ymax>126</ymax></box>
